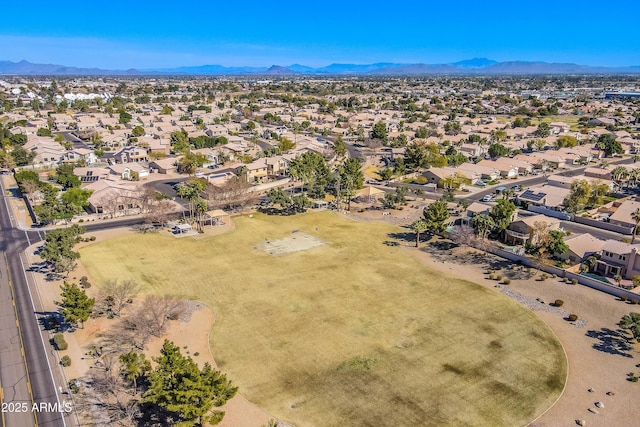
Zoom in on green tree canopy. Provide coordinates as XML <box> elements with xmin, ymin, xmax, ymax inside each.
<box><xmin>56</xmin><ymin>163</ymin><xmax>81</xmax><ymax>189</ymax></box>
<box><xmin>119</xmin><ymin>351</ymin><xmax>151</xmax><ymax>394</ymax></box>
<box><xmin>489</xmin><ymin>199</ymin><xmax>516</xmax><ymax>234</ymax></box>
<box><xmin>333</xmin><ymin>135</ymin><xmax>347</xmax><ymax>157</ymax></box>
<box><xmin>371</xmin><ymin>121</ymin><xmax>388</xmax><ymax>142</ymax></box>
<box><xmin>131</xmin><ymin>126</ymin><xmax>146</xmax><ymax>137</ymax></box>
<box><xmin>57</xmin><ymin>281</ymin><xmax>95</xmax><ymax>328</ymax></box>
<box><xmin>597</xmin><ymin>134</ymin><xmax>623</xmax><ymax>157</ymax></box>
<box><xmin>548</xmin><ymin>230</ymin><xmax>569</xmax><ymax>256</ymax></box>
<box><xmin>555</xmin><ymin>135</ymin><xmax>578</xmax><ymax>148</ymax></box>
<box><xmin>533</xmin><ymin>122</ymin><xmax>550</xmax><ymax>138</ymax></box>
<box><xmin>143</xmin><ymin>340</ymin><xmax>238</xmax><ymax>426</ymax></box>
<box><xmin>472</xmin><ymin>213</ymin><xmax>495</xmax><ymax>239</ymax></box>
<box><xmin>619</xmin><ymin>312</ymin><xmax>640</xmax><ymax>342</ymax></box>
<box><xmin>488</xmin><ymin>143</ymin><xmax>508</xmax><ymax>158</ymax></box>
<box><xmin>423</xmin><ymin>199</ymin><xmax>449</xmax><ymax>235</ymax></box>
<box><xmin>39</xmin><ymin>225</ymin><xmax>85</xmax><ymax>272</ymax></box>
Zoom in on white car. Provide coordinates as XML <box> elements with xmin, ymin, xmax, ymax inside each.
<box><xmin>481</xmin><ymin>195</ymin><xmax>493</xmax><ymax>202</ymax></box>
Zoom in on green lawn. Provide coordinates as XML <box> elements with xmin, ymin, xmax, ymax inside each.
<box><xmin>80</xmin><ymin>211</ymin><xmax>566</xmax><ymax>426</ymax></box>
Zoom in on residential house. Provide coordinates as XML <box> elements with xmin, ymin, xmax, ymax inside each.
<box><xmin>61</xmin><ymin>148</ymin><xmax>98</xmax><ymax>165</ymax></box>
<box><xmin>588</xmin><ymin>117</ymin><xmax>616</xmax><ymax>127</ymax></box>
<box><xmin>595</xmin><ymin>240</ymin><xmax>640</xmax><ymax>279</ymax></box>
<box><xmin>76</xmin><ymin>116</ymin><xmax>99</xmax><ymax>131</ymax></box>
<box><xmin>265</xmin><ymin>155</ymin><xmax>290</xmax><ymax>178</ymax></box>
<box><xmin>139</xmin><ymin>136</ymin><xmax>171</xmax><ymax>155</ymax></box>
<box><xmin>240</xmin><ymin>158</ymin><xmax>268</xmax><ymax>183</ymax></box>
<box><xmin>517</xmin><ymin>185</ymin><xmax>570</xmax><ymax>210</ymax></box>
<box><xmin>505</xmin><ymin>214</ymin><xmax>560</xmax><ymax>245</ymax></box>
<box><xmin>549</xmin><ymin>122</ymin><xmax>570</xmax><ymax>134</ymax></box>
<box><xmin>456</xmin><ymin>162</ymin><xmax>501</xmax><ymax>181</ymax></box>
<box><xmin>113</xmin><ymin>146</ymin><xmax>149</xmax><ymax>164</ymax></box>
<box><xmin>108</xmin><ymin>163</ymin><xmax>150</xmax><ymax>180</ymax></box>
<box><xmin>558</xmin><ymin>233</ymin><xmax>606</xmax><ymax>264</ymax></box>
<box><xmin>191</xmin><ymin>148</ymin><xmax>219</xmax><ymax>168</ymax></box>
<box><xmin>609</xmin><ymin>200</ymin><xmax>640</xmax><ymax>229</ymax></box>
<box><xmin>477</xmin><ymin>159</ymin><xmax>518</xmax><ymax>178</ymax></box>
<box><xmin>149</xmin><ymin>157</ymin><xmax>178</xmax><ymax>174</ymax></box>
<box><xmin>22</xmin><ymin>136</ymin><xmax>66</xmax><ymax>166</ymax></box>
<box><xmin>459</xmin><ymin>143</ymin><xmax>484</xmax><ymax>158</ymax></box>
<box><xmin>422</xmin><ymin>167</ymin><xmax>478</xmax><ymax>188</ymax></box>
<box><xmin>74</xmin><ymin>167</ymin><xmax>110</xmax><ymax>183</ymax></box>
<box><xmin>85</xmin><ymin>179</ymin><xmax>145</xmax><ymax>217</ymax></box>
<box><xmin>584</xmin><ymin>167</ymin><xmax>612</xmax><ymax>180</ymax></box>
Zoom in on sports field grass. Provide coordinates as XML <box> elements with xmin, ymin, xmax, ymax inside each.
<box><xmin>80</xmin><ymin>211</ymin><xmax>566</xmax><ymax>426</ymax></box>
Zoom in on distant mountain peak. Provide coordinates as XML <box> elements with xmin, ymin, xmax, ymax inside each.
<box><xmin>263</xmin><ymin>65</ymin><xmax>297</xmax><ymax>75</ymax></box>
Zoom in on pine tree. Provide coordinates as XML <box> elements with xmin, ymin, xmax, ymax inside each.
<box><xmin>143</xmin><ymin>340</ymin><xmax>238</xmax><ymax>426</ymax></box>
<box><xmin>58</xmin><ymin>282</ymin><xmax>95</xmax><ymax>328</ymax></box>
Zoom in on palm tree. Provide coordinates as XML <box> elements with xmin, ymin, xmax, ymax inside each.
<box><xmin>410</xmin><ymin>219</ymin><xmax>428</xmax><ymax>248</ymax></box>
<box><xmin>632</xmin><ymin>208</ymin><xmax>640</xmax><ymax>244</ymax></box>
<box><xmin>630</xmin><ymin>168</ymin><xmax>640</xmax><ymax>188</ymax></box>
<box><xmin>611</xmin><ymin>166</ymin><xmax>629</xmax><ymax>189</ymax></box>
<box><xmin>472</xmin><ymin>213</ymin><xmax>495</xmax><ymax>240</ymax></box>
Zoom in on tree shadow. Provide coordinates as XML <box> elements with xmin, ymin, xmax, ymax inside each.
<box><xmin>386</xmin><ymin>231</ymin><xmax>415</xmax><ymax>244</ymax></box>
<box><xmin>257</xmin><ymin>207</ymin><xmax>304</xmax><ymax>216</ymax></box>
<box><xmin>586</xmin><ymin>328</ymin><xmax>634</xmax><ymax>357</ymax></box>
<box><xmin>36</xmin><ymin>311</ymin><xmax>64</xmax><ymax>331</ymax></box>
<box><xmin>27</xmin><ymin>261</ymin><xmax>50</xmax><ymax>274</ymax></box>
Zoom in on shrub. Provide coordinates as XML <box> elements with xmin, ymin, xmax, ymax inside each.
<box><xmin>89</xmin><ymin>236</ymin><xmax>96</xmax><ymax>241</ymax></box>
<box><xmin>554</xmin><ymin>299</ymin><xmax>564</xmax><ymax>307</ymax></box>
<box><xmin>53</xmin><ymin>333</ymin><xmax>68</xmax><ymax>350</ymax></box>
<box><xmin>495</xmin><ymin>275</ymin><xmax>502</xmax><ymax>281</ymax></box>
<box><xmin>60</xmin><ymin>355</ymin><xmax>72</xmax><ymax>367</ymax></box>
<box><xmin>79</xmin><ymin>276</ymin><xmax>91</xmax><ymax>289</ymax></box>
<box><xmin>632</xmin><ymin>298</ymin><xmax>639</xmax><ymax>305</ymax></box>
<box><xmin>539</xmin><ymin>274</ymin><xmax>548</xmax><ymax>281</ymax></box>
<box><xmin>502</xmin><ymin>278</ymin><xmax>511</xmax><ymax>285</ymax></box>
<box><xmin>571</xmin><ymin>278</ymin><xmax>578</xmax><ymax>285</ymax></box>
<box><xmin>78</xmin><ymin>219</ymin><xmax>84</xmax><ymax>223</ymax></box>
<box><xmin>551</xmin><ymin>274</ymin><xmax>557</xmax><ymax>278</ymax></box>
<box><xmin>68</xmin><ymin>380</ymin><xmax>80</xmax><ymax>394</ymax></box>
<box><xmin>627</xmin><ymin>372</ymin><xmax>639</xmax><ymax>382</ymax></box>
<box><xmin>621</xmin><ymin>295</ymin><xmax>629</xmax><ymax>302</ymax></box>
<box><xmin>489</xmin><ymin>274</ymin><xmax>495</xmax><ymax>280</ymax></box>
<box><xmin>567</xmin><ymin>314</ymin><xmax>578</xmax><ymax>322</ymax></box>
<box><xmin>45</xmin><ymin>315</ymin><xmax>60</xmax><ymax>331</ymax></box>
<box><xmin>193</xmin><ymin>352</ymin><xmax>200</xmax><ymax>356</ymax></box>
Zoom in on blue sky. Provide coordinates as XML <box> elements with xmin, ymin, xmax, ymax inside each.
<box><xmin>2</xmin><ymin>0</ymin><xmax>639</xmax><ymax>69</ymax></box>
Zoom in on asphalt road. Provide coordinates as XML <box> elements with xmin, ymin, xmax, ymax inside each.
<box><xmin>54</xmin><ymin>132</ymin><xmax>90</xmax><ymax>151</ymax></box>
<box><xmin>0</xmin><ymin>180</ymin><xmax>68</xmax><ymax>427</ymax></box>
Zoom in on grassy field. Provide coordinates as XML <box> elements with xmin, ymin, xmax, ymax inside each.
<box><xmin>80</xmin><ymin>211</ymin><xmax>566</xmax><ymax>426</ymax></box>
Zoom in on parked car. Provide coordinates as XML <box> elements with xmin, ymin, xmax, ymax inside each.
<box><xmin>476</xmin><ymin>181</ymin><xmax>488</xmax><ymax>187</ymax></box>
<box><xmin>481</xmin><ymin>195</ymin><xmax>493</xmax><ymax>202</ymax></box>
<box><xmin>511</xmin><ymin>185</ymin><xmax>521</xmax><ymax>191</ymax></box>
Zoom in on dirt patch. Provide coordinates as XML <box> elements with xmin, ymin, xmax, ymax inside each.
<box><xmin>256</xmin><ymin>230</ymin><xmax>325</xmax><ymax>256</ymax></box>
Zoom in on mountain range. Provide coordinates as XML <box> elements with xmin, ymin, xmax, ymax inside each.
<box><xmin>1</xmin><ymin>58</ymin><xmax>639</xmax><ymax>76</ymax></box>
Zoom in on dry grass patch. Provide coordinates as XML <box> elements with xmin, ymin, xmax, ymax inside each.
<box><xmin>80</xmin><ymin>211</ymin><xmax>566</xmax><ymax>427</ymax></box>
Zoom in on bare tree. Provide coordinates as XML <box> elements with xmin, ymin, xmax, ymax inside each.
<box><xmin>205</xmin><ymin>176</ymin><xmax>257</xmax><ymax>210</ymax></box>
<box><xmin>21</xmin><ymin>180</ymin><xmax>40</xmax><ymax>202</ymax></box>
<box><xmin>449</xmin><ymin>224</ymin><xmax>477</xmax><ymax>248</ymax></box>
<box><xmin>103</xmin><ymin>279</ymin><xmax>140</xmax><ymax>317</ymax></box>
<box><xmin>85</xmin><ymin>368</ymin><xmax>142</xmax><ymax>426</ymax></box>
<box><xmin>144</xmin><ymin>199</ymin><xmax>177</xmax><ymax>226</ymax></box>
<box><xmin>125</xmin><ymin>295</ymin><xmax>186</xmax><ymax>338</ymax></box>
